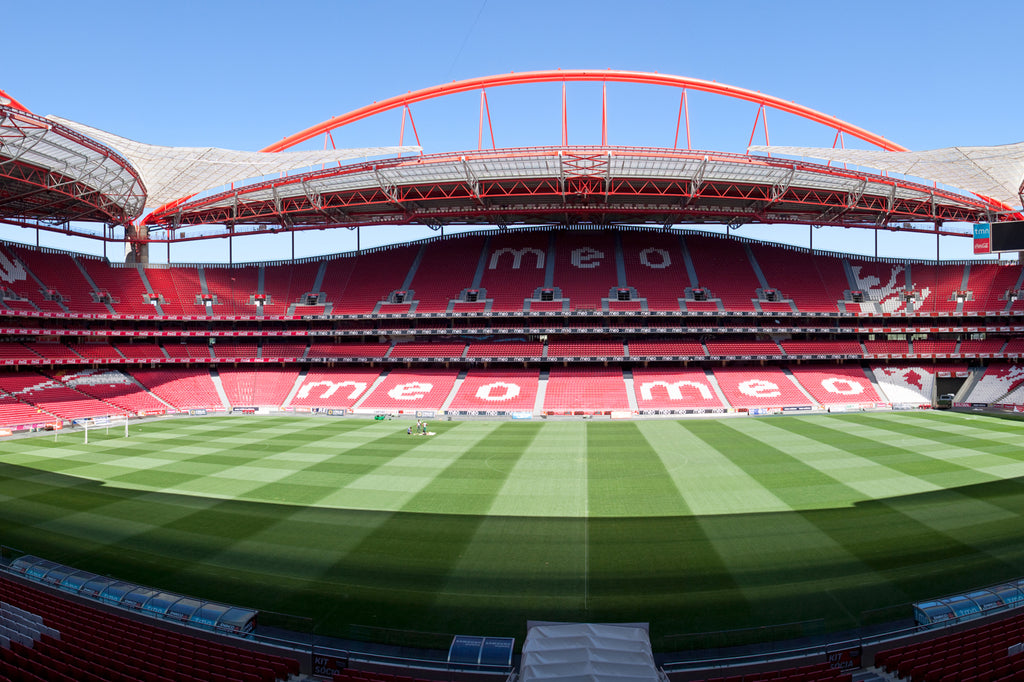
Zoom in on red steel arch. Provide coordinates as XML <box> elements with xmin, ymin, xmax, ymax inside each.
<box><xmin>261</xmin><ymin>69</ymin><xmax>909</xmax><ymax>153</ymax></box>
<box><xmin>0</xmin><ymin>88</ymin><xmax>30</xmax><ymax>113</ymax></box>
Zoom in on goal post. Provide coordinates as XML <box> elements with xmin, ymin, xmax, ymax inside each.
<box><xmin>77</xmin><ymin>415</ymin><xmax>131</xmax><ymax>444</ymax></box>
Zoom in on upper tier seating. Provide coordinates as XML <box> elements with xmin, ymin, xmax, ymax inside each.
<box><xmin>203</xmin><ymin>265</ymin><xmax>261</xmax><ymax>315</ymax></box>
<box><xmin>113</xmin><ymin>342</ymin><xmax>167</xmax><ymax>361</ymax></box>
<box><xmin>961</xmin><ymin>338</ymin><xmax>1007</xmax><ymax>355</ymax></box>
<box><xmin>322</xmin><ymin>246</ymin><xmax>419</xmax><ymax>315</ymax></box>
<box><xmin>848</xmin><ymin>259</ymin><xmax>908</xmax><ymax>313</ymax></box>
<box><xmin>712</xmin><ymin>366</ymin><xmax>813</xmax><ymax>409</ymax></box>
<box><xmin>551</xmin><ymin>229</ymin><xmax>619</xmax><ymax>311</ymax></box>
<box><xmin>163</xmin><ymin>340</ymin><xmax>213</xmax><ymax>360</ymax></box>
<box><xmin>911</xmin><ymin>339</ymin><xmax>958</xmax><ymax>355</ymax></box>
<box><xmin>78</xmin><ymin>260</ymin><xmax>156</xmax><ymax>315</ymax></box>
<box><xmin>478</xmin><ymin>230</ymin><xmax>550</xmax><ymax>312</ymax></box>
<box><xmin>788</xmin><ymin>365</ymin><xmax>882</xmax><ymax>405</ymax></box>
<box><xmin>288</xmin><ymin>367</ymin><xmax>384</xmax><ymax>409</ymax></box>
<box><xmin>7</xmin><ymin>245</ymin><xmax>109</xmax><ymax>314</ymax></box>
<box><xmin>68</xmin><ymin>342</ymin><xmax>126</xmax><ymax>361</ymax></box>
<box><xmin>631</xmin><ymin>367</ymin><xmax>727</xmax><ymax>410</ymax></box>
<box><xmin>751</xmin><ymin>243</ymin><xmax>851</xmax><ymax>312</ymax></box>
<box><xmin>407</xmin><ymin>236</ymin><xmax>487</xmax><ymax>313</ymax></box>
<box><xmin>144</xmin><ymin>267</ymin><xmax>205</xmax><ymax>316</ymax></box>
<box><xmin>212</xmin><ymin>340</ymin><xmax>259</xmax><ymax>360</ymax></box>
<box><xmin>356</xmin><ymin>368</ymin><xmax>459</xmax><ymax>412</ymax></box>
<box><xmin>447</xmin><ymin>368</ymin><xmax>540</xmax><ymax>412</ymax></box>
<box><xmin>620</xmin><ymin>230</ymin><xmax>690</xmax><ymax>312</ymax></box>
<box><xmin>962</xmin><ymin>260</ymin><xmax>1023</xmax><ymax>312</ymax></box>
<box><xmin>131</xmin><ymin>368</ymin><xmax>223</xmax><ymax>411</ymax></box>
<box><xmin>686</xmin><ymin>234</ymin><xmax>761</xmax><ymax>311</ymax></box>
<box><xmin>260</xmin><ymin>261</ymin><xmax>321</xmax><ymax>315</ymax></box>
<box><xmin>543</xmin><ymin>366</ymin><xmax>630</xmax><ymax>412</ymax></box>
<box><xmin>912</xmin><ymin>262</ymin><xmax>963</xmax><ymax>313</ymax></box>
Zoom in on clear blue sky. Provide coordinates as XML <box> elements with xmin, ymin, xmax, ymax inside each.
<box><xmin>3</xmin><ymin>0</ymin><xmax>1020</xmax><ymax>263</ymax></box>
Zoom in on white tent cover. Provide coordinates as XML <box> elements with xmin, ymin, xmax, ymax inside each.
<box><xmin>519</xmin><ymin>623</ymin><xmax>663</xmax><ymax>682</ymax></box>
<box><xmin>749</xmin><ymin>143</ymin><xmax>1024</xmax><ymax>210</ymax></box>
<box><xmin>47</xmin><ymin>116</ymin><xmax>420</xmax><ymax>209</ymax></box>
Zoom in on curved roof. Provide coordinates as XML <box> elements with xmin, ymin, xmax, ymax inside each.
<box><xmin>145</xmin><ymin>146</ymin><xmax>993</xmax><ymax>240</ymax></box>
<box><xmin>0</xmin><ymin>106</ymin><xmax>145</xmax><ymax>224</ymax></box>
<box><xmin>48</xmin><ymin>116</ymin><xmax>419</xmax><ymax>210</ymax></box>
<box><xmin>749</xmin><ymin>143</ymin><xmax>1024</xmax><ymax>211</ymax></box>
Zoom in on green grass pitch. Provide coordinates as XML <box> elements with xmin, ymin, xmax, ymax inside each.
<box><xmin>3</xmin><ymin>411</ymin><xmax>1024</xmax><ymax>649</ymax></box>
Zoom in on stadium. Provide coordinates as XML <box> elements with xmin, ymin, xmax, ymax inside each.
<box><xmin>3</xmin><ymin>65</ymin><xmax>1024</xmax><ymax>682</ymax></box>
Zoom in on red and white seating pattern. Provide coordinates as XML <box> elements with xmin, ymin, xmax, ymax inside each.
<box><xmin>552</xmin><ymin>230</ymin><xmax>619</xmax><ymax>311</ymax></box>
<box><xmin>712</xmin><ymin>366</ymin><xmax>812</xmax><ymax>409</ymax></box>
<box><xmin>288</xmin><ymin>368</ymin><xmax>383</xmax><ymax>409</ymax></box>
<box><xmin>870</xmin><ymin>365</ymin><xmax>940</xmax><ymax>405</ymax></box>
<box><xmin>631</xmin><ymin>367</ymin><xmax>726</xmax><ymax>410</ymax></box>
<box><xmin>0</xmin><ymin>372</ymin><xmax>124</xmax><ymax>420</ymax></box>
<box><xmin>788</xmin><ymin>366</ymin><xmax>881</xmax><ymax>406</ymax></box>
<box><xmin>58</xmin><ymin>369</ymin><xmax>168</xmax><ymax>414</ymax></box>
<box><xmin>447</xmin><ymin>368</ymin><xmax>540</xmax><ymax>412</ymax></box>
<box><xmin>543</xmin><ymin>366</ymin><xmax>630</xmax><ymax>412</ymax></box>
<box><xmin>964</xmin><ymin>363</ymin><xmax>1024</xmax><ymax>404</ymax></box>
<box><xmin>355</xmin><ymin>368</ymin><xmax>459</xmax><ymax>412</ymax></box>
<box><xmin>478</xmin><ymin>231</ymin><xmax>549</xmax><ymax>311</ymax></box>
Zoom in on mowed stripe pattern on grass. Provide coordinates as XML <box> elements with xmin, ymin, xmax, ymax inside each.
<box><xmin>1</xmin><ymin>412</ymin><xmax>1024</xmax><ymax>645</ymax></box>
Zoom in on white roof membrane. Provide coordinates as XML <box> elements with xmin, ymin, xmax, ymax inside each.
<box><xmin>48</xmin><ymin>116</ymin><xmax>419</xmax><ymax>208</ymax></box>
<box><xmin>749</xmin><ymin>143</ymin><xmax>1024</xmax><ymax>210</ymax></box>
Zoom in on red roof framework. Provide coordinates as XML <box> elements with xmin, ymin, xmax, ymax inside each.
<box><xmin>143</xmin><ymin>70</ymin><xmax>1001</xmax><ymax>243</ymax></box>
<box><xmin>0</xmin><ymin>103</ymin><xmax>146</xmax><ymax>230</ymax></box>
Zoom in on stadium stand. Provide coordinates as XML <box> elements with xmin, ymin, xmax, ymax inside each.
<box><xmin>628</xmin><ymin>339</ymin><xmax>706</xmax><ymax>358</ymax></box>
<box><xmin>218</xmin><ymin>367</ymin><xmax>299</xmax><ymax>407</ymax></box>
<box><xmin>356</xmin><ymin>368</ymin><xmax>459</xmax><ymax>412</ymax></box>
<box><xmin>447</xmin><ymin>368</ymin><xmax>540</xmax><ymax>412</ymax></box>
<box><xmin>874</xmin><ymin>611</ymin><xmax>1024</xmax><ymax>682</ymax></box>
<box><xmin>751</xmin><ymin>243</ymin><xmax>850</xmax><ymax>312</ymax></box>
<box><xmin>964</xmin><ymin>363</ymin><xmax>1024</xmax><ymax>404</ymax></box>
<box><xmin>863</xmin><ymin>339</ymin><xmax>910</xmax><ymax>356</ymax></box>
<box><xmin>705</xmin><ymin>339</ymin><xmax>783</xmax><ymax>357</ymax></box>
<box><xmin>870</xmin><ymin>364</ymin><xmax>967</xmax><ymax>405</ymax></box>
<box><xmin>323</xmin><ymin>245</ymin><xmax>419</xmax><ymax>315</ymax></box>
<box><xmin>306</xmin><ymin>342</ymin><xmax>391</xmax><ymax>359</ymax></box>
<box><xmin>848</xmin><ymin>259</ymin><xmax>908</xmax><ymax>313</ymax></box>
<box><xmin>289</xmin><ymin>367</ymin><xmax>383</xmax><ymax>409</ymax></box>
<box><xmin>113</xmin><ymin>342</ymin><xmax>168</xmax><ymax>361</ymax></box>
<box><xmin>620</xmin><ymin>230</ymin><xmax>689</xmax><ymax>312</ymax></box>
<box><xmin>163</xmin><ymin>339</ymin><xmax>213</xmax><ymax>360</ymax></box>
<box><xmin>478</xmin><ymin>230</ymin><xmax>549</xmax><ymax>311</ymax></box>
<box><xmin>780</xmin><ymin>339</ymin><xmax>862</xmax><ymax>356</ymax></box>
<box><xmin>631</xmin><ymin>367</ymin><xmax>727</xmax><ymax>410</ymax></box>
<box><xmin>407</xmin><ymin>235</ymin><xmax>487</xmax><ymax>313</ymax></box>
<box><xmin>788</xmin><ymin>365</ymin><xmax>882</xmax><ymax>406</ymax></box>
<box><xmin>552</xmin><ymin>229</ymin><xmax>619</xmax><ymax>311</ymax></box>
<box><xmin>912</xmin><ymin>262</ymin><xmax>963</xmax><ymax>313</ymax></box>
<box><xmin>0</xmin><ymin>372</ymin><xmax>124</xmax><ymax>420</ymax></box>
<box><xmin>388</xmin><ymin>341</ymin><xmax>466</xmax><ymax>359</ymax></box>
<box><xmin>77</xmin><ymin>260</ymin><xmax>155</xmax><ymax>315</ymax></box>
<box><xmin>712</xmin><ymin>366</ymin><xmax>814</xmax><ymax>409</ymax></box>
<box><xmin>204</xmin><ymin>265</ymin><xmax>261</xmax><ymax>315</ymax></box>
<box><xmin>687</xmin><ymin>233</ymin><xmax>761</xmax><ymax>311</ymax></box>
<box><xmin>0</xmin><ymin>573</ymin><xmax>299</xmax><ymax>682</ymax></box>
<box><xmin>131</xmin><ymin>368</ymin><xmax>223</xmax><ymax>411</ymax></box>
<box><xmin>57</xmin><ymin>369</ymin><xmax>169</xmax><ymax>415</ymax></box>
<box><xmin>547</xmin><ymin>340</ymin><xmax>625</xmax><ymax>358</ymax></box>
<box><xmin>962</xmin><ymin>260</ymin><xmax>1023</xmax><ymax>312</ymax></box>
<box><xmin>465</xmin><ymin>341</ymin><xmax>544</xmax><ymax>358</ymax></box>
<box><xmin>261</xmin><ymin>340</ymin><xmax>309</xmax><ymax>360</ymax></box>
<box><xmin>543</xmin><ymin>366</ymin><xmax>630</xmax><ymax>412</ymax></box>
